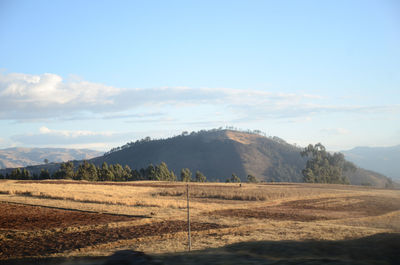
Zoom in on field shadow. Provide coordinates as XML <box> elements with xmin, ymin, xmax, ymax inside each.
<box><xmin>1</xmin><ymin>233</ymin><xmax>399</xmax><ymax>265</ymax></box>
<box><xmin>159</xmin><ymin>233</ymin><xmax>400</xmax><ymax>265</ymax></box>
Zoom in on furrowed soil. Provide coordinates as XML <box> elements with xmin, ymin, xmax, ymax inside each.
<box><xmin>0</xmin><ymin>202</ymin><xmax>138</xmax><ymax>230</ymax></box>
<box><xmin>0</xmin><ymin>218</ymin><xmax>224</xmax><ymax>259</ymax></box>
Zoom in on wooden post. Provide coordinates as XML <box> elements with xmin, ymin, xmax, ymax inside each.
<box><xmin>187</xmin><ymin>183</ymin><xmax>191</xmax><ymax>251</ymax></box>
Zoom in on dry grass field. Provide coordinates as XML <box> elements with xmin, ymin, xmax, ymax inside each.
<box><xmin>0</xmin><ymin>180</ymin><xmax>399</xmax><ymax>264</ymax></box>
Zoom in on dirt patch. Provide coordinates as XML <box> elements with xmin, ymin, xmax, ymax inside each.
<box><xmin>282</xmin><ymin>195</ymin><xmax>400</xmax><ymax>216</ymax></box>
<box><xmin>0</xmin><ymin>221</ymin><xmax>226</xmax><ymax>259</ymax></box>
<box><xmin>210</xmin><ymin>207</ymin><xmax>330</xmax><ymax>221</ymax></box>
<box><xmin>0</xmin><ymin>202</ymin><xmax>139</xmax><ymax>230</ymax></box>
<box><xmin>210</xmin><ymin>195</ymin><xmax>400</xmax><ymax>221</ymax></box>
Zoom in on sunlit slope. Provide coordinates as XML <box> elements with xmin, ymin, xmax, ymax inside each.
<box><xmin>91</xmin><ymin>130</ymin><xmax>307</xmax><ymax>182</ymax></box>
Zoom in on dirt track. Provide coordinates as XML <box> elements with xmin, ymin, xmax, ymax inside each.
<box><xmin>0</xmin><ymin>202</ymin><xmax>138</xmax><ymax>230</ymax></box>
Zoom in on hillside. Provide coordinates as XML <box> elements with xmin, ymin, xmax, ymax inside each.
<box><xmin>1</xmin><ymin>130</ymin><xmax>393</xmax><ymax>187</ymax></box>
<box><xmin>342</xmin><ymin>145</ymin><xmax>400</xmax><ymax>181</ymax></box>
<box><xmin>89</xmin><ymin>130</ymin><xmax>306</xmax><ymax>182</ymax></box>
<box><xmin>88</xmin><ymin>129</ymin><xmax>389</xmax><ymax>187</ymax></box>
<box><xmin>0</xmin><ymin>147</ymin><xmax>102</xmax><ymax>169</ymax></box>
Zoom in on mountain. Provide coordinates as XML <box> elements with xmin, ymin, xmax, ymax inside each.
<box><xmin>0</xmin><ymin>147</ymin><xmax>102</xmax><ymax>169</ymax></box>
<box><xmin>89</xmin><ymin>129</ymin><xmax>390</xmax><ymax>187</ymax></box>
<box><xmin>1</xmin><ymin>130</ymin><xmax>393</xmax><ymax>188</ymax></box>
<box><xmin>342</xmin><ymin>145</ymin><xmax>400</xmax><ymax>181</ymax></box>
<box><xmin>92</xmin><ymin>130</ymin><xmax>307</xmax><ymax>183</ymax></box>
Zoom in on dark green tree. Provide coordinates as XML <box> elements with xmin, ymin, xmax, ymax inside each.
<box><xmin>247</xmin><ymin>174</ymin><xmax>258</xmax><ymax>183</ymax></box>
<box><xmin>226</xmin><ymin>173</ymin><xmax>241</xmax><ymax>183</ymax></box>
<box><xmin>195</xmin><ymin>170</ymin><xmax>207</xmax><ymax>182</ymax></box>
<box><xmin>145</xmin><ymin>164</ymin><xmax>157</xmax><ymax>180</ymax></box>
<box><xmin>131</xmin><ymin>169</ymin><xmax>142</xmax><ymax>180</ymax></box>
<box><xmin>180</xmin><ymin>168</ymin><xmax>192</xmax><ymax>182</ymax></box>
<box><xmin>170</xmin><ymin>170</ymin><xmax>177</xmax><ymax>182</ymax></box>
<box><xmin>155</xmin><ymin>162</ymin><xmax>172</xmax><ymax>181</ymax></box>
<box><xmin>21</xmin><ymin>169</ymin><xmax>31</xmax><ymax>180</ymax></box>
<box><xmin>76</xmin><ymin>161</ymin><xmax>98</xmax><ymax>181</ymax></box>
<box><xmin>110</xmin><ymin>164</ymin><xmax>125</xmax><ymax>181</ymax></box>
<box><xmin>123</xmin><ymin>165</ymin><xmax>133</xmax><ymax>181</ymax></box>
<box><xmin>99</xmin><ymin>162</ymin><xmax>114</xmax><ymax>181</ymax></box>
<box><xmin>54</xmin><ymin>161</ymin><xmax>75</xmax><ymax>179</ymax></box>
<box><xmin>39</xmin><ymin>169</ymin><xmax>50</xmax><ymax>179</ymax></box>
<box><xmin>301</xmin><ymin>143</ymin><xmax>349</xmax><ymax>184</ymax></box>
<box><xmin>10</xmin><ymin>168</ymin><xmax>22</xmax><ymax>179</ymax></box>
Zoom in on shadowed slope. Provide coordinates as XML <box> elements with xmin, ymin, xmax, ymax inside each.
<box><xmin>91</xmin><ymin>130</ymin><xmax>306</xmax><ymax>182</ymax></box>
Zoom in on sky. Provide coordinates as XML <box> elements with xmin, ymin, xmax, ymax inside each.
<box><xmin>0</xmin><ymin>0</ymin><xmax>399</xmax><ymax>152</ymax></box>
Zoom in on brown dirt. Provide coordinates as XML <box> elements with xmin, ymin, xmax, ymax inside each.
<box><xmin>0</xmin><ymin>202</ymin><xmax>139</xmax><ymax>230</ymax></box>
<box><xmin>210</xmin><ymin>207</ymin><xmax>330</xmax><ymax>221</ymax></box>
<box><xmin>282</xmin><ymin>195</ymin><xmax>400</xmax><ymax>216</ymax></box>
<box><xmin>0</xmin><ymin>221</ymin><xmax>226</xmax><ymax>259</ymax></box>
<box><xmin>209</xmin><ymin>195</ymin><xmax>400</xmax><ymax>221</ymax></box>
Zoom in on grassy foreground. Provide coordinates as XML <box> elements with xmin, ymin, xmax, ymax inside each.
<box><xmin>0</xmin><ymin>180</ymin><xmax>399</xmax><ymax>264</ymax></box>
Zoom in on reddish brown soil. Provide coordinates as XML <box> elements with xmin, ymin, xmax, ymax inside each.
<box><xmin>0</xmin><ymin>202</ymin><xmax>139</xmax><ymax>230</ymax></box>
<box><xmin>0</xmin><ymin>221</ymin><xmax>226</xmax><ymax>259</ymax></box>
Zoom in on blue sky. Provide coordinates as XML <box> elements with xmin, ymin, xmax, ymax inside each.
<box><xmin>0</xmin><ymin>0</ymin><xmax>399</xmax><ymax>151</ymax></box>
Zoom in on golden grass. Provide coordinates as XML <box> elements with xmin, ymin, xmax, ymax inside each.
<box><xmin>0</xmin><ymin>179</ymin><xmax>399</xmax><ymax>260</ymax></box>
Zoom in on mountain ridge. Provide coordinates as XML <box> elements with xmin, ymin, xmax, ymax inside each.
<box><xmin>0</xmin><ymin>130</ymin><xmax>394</xmax><ymax>188</ymax></box>
<box><xmin>342</xmin><ymin>145</ymin><xmax>400</xmax><ymax>181</ymax></box>
<box><xmin>0</xmin><ymin>147</ymin><xmax>102</xmax><ymax>169</ymax></box>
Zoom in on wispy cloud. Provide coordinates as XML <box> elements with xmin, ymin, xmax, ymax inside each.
<box><xmin>1</xmin><ymin>71</ymin><xmax>399</xmax><ymax>122</ymax></box>
<box><xmin>11</xmin><ymin>127</ymin><xmax>133</xmax><ymax>146</ymax></box>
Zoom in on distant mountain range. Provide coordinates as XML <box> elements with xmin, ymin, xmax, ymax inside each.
<box><xmin>342</xmin><ymin>145</ymin><xmax>400</xmax><ymax>181</ymax></box>
<box><xmin>0</xmin><ymin>130</ymin><xmax>394</xmax><ymax>188</ymax></box>
<box><xmin>0</xmin><ymin>147</ymin><xmax>102</xmax><ymax>169</ymax></box>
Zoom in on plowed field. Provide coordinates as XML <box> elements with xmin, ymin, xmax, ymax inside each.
<box><xmin>0</xmin><ymin>202</ymin><xmax>226</xmax><ymax>259</ymax></box>
<box><xmin>0</xmin><ymin>220</ymin><xmax>224</xmax><ymax>259</ymax></box>
<box><xmin>0</xmin><ymin>202</ymin><xmax>138</xmax><ymax>230</ymax></box>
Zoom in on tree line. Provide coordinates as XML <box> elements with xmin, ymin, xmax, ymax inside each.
<box><xmin>0</xmin><ymin>161</ymin><xmax>211</xmax><ymax>183</ymax></box>
<box><xmin>0</xmin><ymin>161</ymin><xmax>262</xmax><ymax>183</ymax></box>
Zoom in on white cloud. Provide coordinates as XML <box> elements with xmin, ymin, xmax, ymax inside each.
<box><xmin>0</xmin><ymin>72</ymin><xmax>119</xmax><ymax>105</ymax></box>
<box><xmin>11</xmin><ymin>127</ymin><xmax>130</xmax><ymax>147</ymax></box>
<box><xmin>38</xmin><ymin>126</ymin><xmax>113</xmax><ymax>138</ymax></box>
<box><xmin>1</xmin><ymin>71</ymin><xmax>399</xmax><ymax>122</ymax></box>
